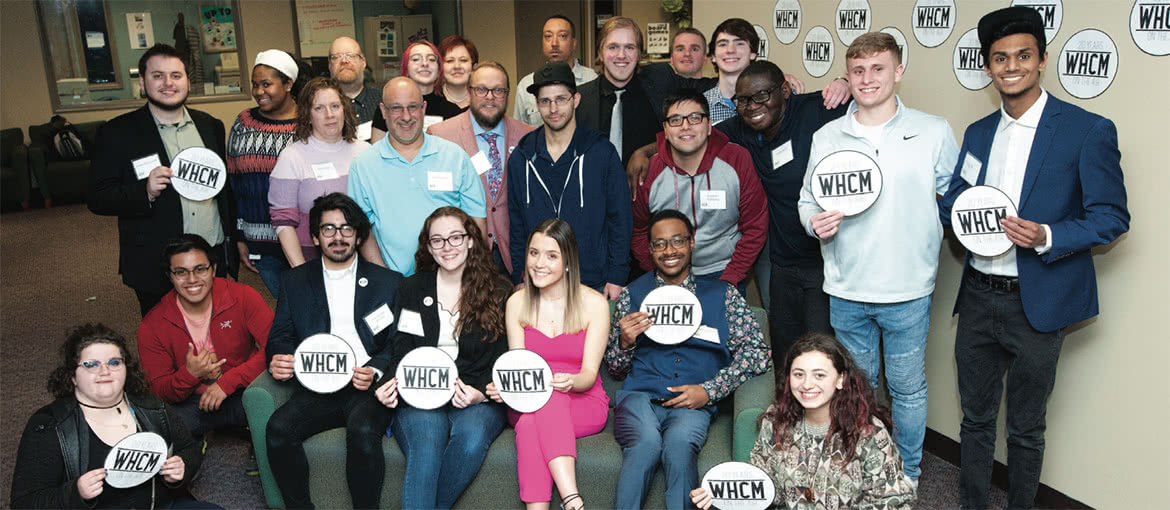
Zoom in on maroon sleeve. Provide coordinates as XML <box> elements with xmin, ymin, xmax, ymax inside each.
<box><xmin>216</xmin><ymin>282</ymin><xmax>274</xmax><ymax>395</ymax></box>
<box><xmin>137</xmin><ymin>313</ymin><xmax>201</xmax><ymax>403</ymax></box>
<box><xmin>721</xmin><ymin>144</ymin><xmax>769</xmax><ymax>285</ymax></box>
<box><xmin>631</xmin><ymin>159</ymin><xmax>660</xmax><ymax>273</ymax></box>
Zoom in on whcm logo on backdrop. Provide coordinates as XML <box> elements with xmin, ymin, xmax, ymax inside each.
<box><xmin>912</xmin><ymin>0</ymin><xmax>956</xmax><ymax>48</ymax></box>
<box><xmin>1130</xmin><ymin>1</ymin><xmax>1170</xmax><ymax>56</ymax></box>
<box><xmin>1058</xmin><ymin>29</ymin><xmax>1118</xmax><ymax>100</ymax></box>
<box><xmin>773</xmin><ymin>0</ymin><xmax>802</xmax><ymax>45</ymax></box>
<box><xmin>802</xmin><ymin>26</ymin><xmax>834</xmax><ymax>77</ymax></box>
<box><xmin>1010</xmin><ymin>0</ymin><xmax>1063</xmax><ymax>42</ymax></box>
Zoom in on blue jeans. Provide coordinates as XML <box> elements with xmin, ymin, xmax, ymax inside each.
<box><xmin>391</xmin><ymin>402</ymin><xmax>508</xmax><ymax>509</ymax></box>
<box><xmin>254</xmin><ymin>252</ymin><xmax>290</xmax><ymax>298</ymax></box>
<box><xmin>613</xmin><ymin>390</ymin><xmax>714</xmax><ymax>510</ymax></box>
<box><xmin>829</xmin><ymin>294</ymin><xmax>931</xmax><ymax>480</ymax></box>
<box><xmin>169</xmin><ymin>392</ymin><xmax>247</xmax><ymax>437</ymax></box>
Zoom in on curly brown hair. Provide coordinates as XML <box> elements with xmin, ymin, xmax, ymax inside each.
<box><xmin>414</xmin><ymin>207</ymin><xmax>510</xmax><ymax>342</ymax></box>
<box><xmin>294</xmin><ymin>77</ymin><xmax>357</xmax><ymax>143</ymax></box>
<box><xmin>47</xmin><ymin>323</ymin><xmax>150</xmax><ymax>399</ymax></box>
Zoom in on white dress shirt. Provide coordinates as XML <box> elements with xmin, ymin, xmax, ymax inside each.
<box><xmin>323</xmin><ymin>257</ymin><xmax>372</xmax><ymax>367</ymax></box>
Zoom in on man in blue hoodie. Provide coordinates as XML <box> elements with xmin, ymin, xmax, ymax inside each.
<box><xmin>507</xmin><ymin>62</ymin><xmax>632</xmax><ymax>299</ymax></box>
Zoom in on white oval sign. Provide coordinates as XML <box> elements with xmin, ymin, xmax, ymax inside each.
<box><xmin>1131</xmin><ymin>0</ymin><xmax>1170</xmax><ymax>56</ymax></box>
<box><xmin>396</xmin><ymin>346</ymin><xmax>458</xmax><ymax>410</ymax></box>
<box><xmin>1010</xmin><ymin>0</ymin><xmax>1063</xmax><ymax>43</ymax></box>
<box><xmin>802</xmin><ymin>26</ymin><xmax>835</xmax><ymax>78</ymax></box>
<box><xmin>952</xmin><ymin>28</ymin><xmax>990</xmax><ymax>91</ymax></box>
<box><xmin>835</xmin><ymin>0</ymin><xmax>872</xmax><ymax>46</ymax></box>
<box><xmin>753</xmin><ymin>24</ymin><xmax>770</xmax><ymax>59</ymax></box>
<box><xmin>492</xmin><ymin>349</ymin><xmax>554</xmax><ymax>413</ymax></box>
<box><xmin>879</xmin><ymin>26</ymin><xmax>909</xmax><ymax>72</ymax></box>
<box><xmin>701</xmin><ymin>461</ymin><xmax>776</xmax><ymax>510</ymax></box>
<box><xmin>638</xmin><ymin>285</ymin><xmax>703</xmax><ymax>345</ymax></box>
<box><xmin>773</xmin><ymin>0</ymin><xmax>802</xmax><ymax>45</ymax></box>
<box><xmin>951</xmin><ymin>185</ymin><xmax>1019</xmax><ymax>257</ymax></box>
<box><xmin>810</xmin><ymin>150</ymin><xmax>883</xmax><ymax>216</ymax></box>
<box><xmin>104</xmin><ymin>431</ymin><xmax>168</xmax><ymax>488</ymax></box>
<box><xmin>294</xmin><ymin>333</ymin><xmax>357</xmax><ymax>393</ymax></box>
<box><xmin>170</xmin><ymin>147</ymin><xmax>226</xmax><ymax>201</ymax></box>
<box><xmin>911</xmin><ymin>0</ymin><xmax>956</xmax><ymax>48</ymax></box>
<box><xmin>1058</xmin><ymin>29</ymin><xmax>1119</xmax><ymax>100</ymax></box>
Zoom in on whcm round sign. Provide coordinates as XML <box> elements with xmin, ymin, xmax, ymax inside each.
<box><xmin>396</xmin><ymin>346</ymin><xmax>459</xmax><ymax>410</ymax></box>
<box><xmin>639</xmin><ymin>285</ymin><xmax>703</xmax><ymax>345</ymax></box>
<box><xmin>772</xmin><ymin>0</ymin><xmax>802</xmax><ymax>45</ymax></box>
<box><xmin>492</xmin><ymin>349</ymin><xmax>554</xmax><ymax>413</ymax></box>
<box><xmin>810</xmin><ymin>150</ymin><xmax>883</xmax><ymax>216</ymax></box>
<box><xmin>170</xmin><ymin>147</ymin><xmax>226</xmax><ymax>201</ymax></box>
<box><xmin>700</xmin><ymin>461</ymin><xmax>777</xmax><ymax>510</ymax></box>
<box><xmin>950</xmin><ymin>185</ymin><xmax>1019</xmax><ymax>257</ymax></box>
<box><xmin>294</xmin><ymin>333</ymin><xmax>357</xmax><ymax>393</ymax></box>
<box><xmin>103</xmin><ymin>432</ymin><xmax>168</xmax><ymax>488</ymax></box>
<box><xmin>802</xmin><ymin>26</ymin><xmax>835</xmax><ymax>78</ymax></box>
<box><xmin>953</xmin><ymin>28</ymin><xmax>990</xmax><ymax>91</ymax></box>
<box><xmin>835</xmin><ymin>0</ymin><xmax>872</xmax><ymax>46</ymax></box>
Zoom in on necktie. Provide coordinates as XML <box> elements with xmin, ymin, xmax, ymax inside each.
<box><xmin>480</xmin><ymin>132</ymin><xmax>503</xmax><ymax>201</ymax></box>
<box><xmin>610</xmin><ymin>89</ymin><xmax>625</xmax><ymax>157</ymax></box>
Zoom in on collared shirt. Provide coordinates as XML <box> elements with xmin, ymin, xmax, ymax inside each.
<box><xmin>322</xmin><ymin>256</ymin><xmax>370</xmax><ymax>366</ymax></box>
<box><xmin>594</xmin><ymin>74</ymin><xmax>660</xmax><ymax>164</ymax></box>
<box><xmin>349</xmin><ymin>85</ymin><xmax>383</xmax><ymax>126</ymax></box>
<box><xmin>604</xmin><ymin>271</ymin><xmax>769</xmax><ymax>403</ymax></box>
<box><xmin>972</xmin><ymin>89</ymin><xmax>1053</xmax><ymax>277</ymax></box>
<box><xmin>513</xmin><ymin>59</ymin><xmax>599</xmax><ymax>126</ymax></box>
<box><xmin>703</xmin><ymin>86</ymin><xmax>737</xmax><ymax>125</ymax></box>
<box><xmin>471</xmin><ymin>115</ymin><xmax>507</xmax><ymax>163</ymax></box>
<box><xmin>154</xmin><ymin>107</ymin><xmax>224</xmax><ymax>246</ymax></box>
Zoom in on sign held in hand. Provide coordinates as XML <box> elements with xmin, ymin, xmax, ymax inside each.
<box><xmin>294</xmin><ymin>333</ymin><xmax>357</xmax><ymax>394</ymax></box>
<box><xmin>492</xmin><ymin>349</ymin><xmax>554</xmax><ymax>413</ymax></box>
<box><xmin>639</xmin><ymin>285</ymin><xmax>703</xmax><ymax>345</ymax></box>
<box><xmin>170</xmin><ymin>147</ymin><xmax>226</xmax><ymax>201</ymax></box>
<box><xmin>104</xmin><ymin>432</ymin><xmax>168</xmax><ymax>488</ymax></box>
<box><xmin>811</xmin><ymin>150</ymin><xmax>883</xmax><ymax>216</ymax></box>
<box><xmin>951</xmin><ymin>185</ymin><xmax>1018</xmax><ymax>257</ymax></box>
<box><xmin>700</xmin><ymin>461</ymin><xmax>776</xmax><ymax>510</ymax></box>
<box><xmin>396</xmin><ymin>346</ymin><xmax>459</xmax><ymax>410</ymax></box>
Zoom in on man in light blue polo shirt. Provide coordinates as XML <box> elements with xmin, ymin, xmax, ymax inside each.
<box><xmin>348</xmin><ymin>77</ymin><xmax>487</xmax><ymax>276</ymax></box>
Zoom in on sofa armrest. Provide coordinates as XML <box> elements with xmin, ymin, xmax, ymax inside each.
<box><xmin>26</xmin><ymin>146</ymin><xmax>49</xmax><ymax>200</ymax></box>
<box><xmin>732</xmin><ymin>368</ymin><xmax>774</xmax><ymax>462</ymax></box>
<box><xmin>242</xmin><ymin>372</ymin><xmax>297</xmax><ymax>509</ymax></box>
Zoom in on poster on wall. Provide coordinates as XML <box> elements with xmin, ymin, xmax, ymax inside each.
<box><xmin>880</xmin><ymin>26</ymin><xmax>908</xmax><ymax>72</ymax></box>
<box><xmin>835</xmin><ymin>0</ymin><xmax>872</xmax><ymax>46</ymax></box>
<box><xmin>1057</xmin><ymin>29</ymin><xmax>1119</xmax><ymax>99</ymax></box>
<box><xmin>379</xmin><ymin>20</ymin><xmax>397</xmax><ymax>58</ymax></box>
<box><xmin>911</xmin><ymin>0</ymin><xmax>955</xmax><ymax>48</ymax></box>
<box><xmin>295</xmin><ymin>0</ymin><xmax>357</xmax><ymax>58</ymax></box>
<box><xmin>126</xmin><ymin>13</ymin><xmax>155</xmax><ymax>50</ymax></box>
<box><xmin>773</xmin><ymin>0</ymin><xmax>801</xmax><ymax>45</ymax></box>
<box><xmin>1130</xmin><ymin>0</ymin><xmax>1170</xmax><ymax>56</ymax></box>
<box><xmin>647</xmin><ymin>22</ymin><xmax>670</xmax><ymax>55</ymax></box>
<box><xmin>952</xmin><ymin>28</ymin><xmax>990</xmax><ymax>90</ymax></box>
<box><xmin>802</xmin><ymin>26</ymin><xmax>834</xmax><ymax>77</ymax></box>
<box><xmin>200</xmin><ymin>5</ymin><xmax>236</xmax><ymax>53</ymax></box>
<box><xmin>1009</xmin><ymin>0</ymin><xmax>1063</xmax><ymax>43</ymax></box>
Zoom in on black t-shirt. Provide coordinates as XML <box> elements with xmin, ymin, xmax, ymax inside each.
<box><xmin>372</xmin><ymin>92</ymin><xmax>464</xmax><ymax>131</ymax></box>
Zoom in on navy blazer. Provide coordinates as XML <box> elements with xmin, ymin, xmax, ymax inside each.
<box><xmin>939</xmin><ymin>95</ymin><xmax>1129</xmax><ymax>332</ymax></box>
<box><xmin>266</xmin><ymin>257</ymin><xmax>404</xmax><ymax>376</ymax></box>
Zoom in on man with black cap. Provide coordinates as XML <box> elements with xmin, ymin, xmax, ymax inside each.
<box><xmin>506</xmin><ymin>61</ymin><xmax>632</xmax><ymax>300</ymax></box>
<box><xmin>939</xmin><ymin>7</ymin><xmax>1130</xmax><ymax>508</ymax></box>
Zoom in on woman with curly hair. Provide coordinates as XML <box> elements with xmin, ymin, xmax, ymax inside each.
<box><xmin>691</xmin><ymin>333</ymin><xmax>916</xmax><ymax>510</ymax></box>
<box><xmin>374</xmin><ymin>206</ymin><xmax>512</xmax><ymax>509</ymax></box>
<box><xmin>10</xmin><ymin>324</ymin><xmax>214</xmax><ymax>509</ymax></box>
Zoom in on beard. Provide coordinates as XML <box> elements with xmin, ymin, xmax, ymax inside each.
<box><xmin>146</xmin><ymin>89</ymin><xmax>188</xmax><ymax>112</ymax></box>
<box><xmin>471</xmin><ymin>104</ymin><xmax>504</xmax><ymax>130</ymax></box>
<box><xmin>323</xmin><ymin>240</ymin><xmax>356</xmax><ymax>264</ymax></box>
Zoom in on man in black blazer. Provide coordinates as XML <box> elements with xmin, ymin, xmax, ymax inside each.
<box><xmin>265</xmin><ymin>192</ymin><xmax>403</xmax><ymax>509</ymax></box>
<box><xmin>88</xmin><ymin>44</ymin><xmax>237</xmax><ymax>316</ymax></box>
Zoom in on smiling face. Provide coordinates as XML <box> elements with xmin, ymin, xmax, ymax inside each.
<box><xmin>846</xmin><ymin>49</ymin><xmax>903</xmax><ymax>111</ymax></box>
<box><xmin>542</xmin><ymin>17</ymin><xmax>575</xmax><ymax>63</ymax></box>
<box><xmin>141</xmin><ymin>55</ymin><xmax>189</xmax><ymax>111</ymax></box>
<box><xmin>310</xmin><ymin>88</ymin><xmax>344</xmax><ymax>141</ymax></box>
<box><xmin>252</xmin><ymin>65</ymin><xmax>292</xmax><ymax>113</ymax></box>
<box><xmin>469</xmin><ymin>66</ymin><xmax>508</xmax><ymax>129</ymax></box>
<box><xmin>649</xmin><ymin>217</ymin><xmax>693</xmax><ymax>284</ymax></box>
<box><xmin>427</xmin><ymin>215</ymin><xmax>471</xmax><ymax>273</ymax></box>
<box><xmin>73</xmin><ymin>342</ymin><xmax>126</xmax><ymax>406</ymax></box>
<box><xmin>671</xmin><ymin>32</ymin><xmax>706</xmax><ymax>78</ymax></box>
<box><xmin>985</xmin><ymin>33</ymin><xmax>1047</xmax><ymax>102</ymax></box>
<box><xmin>601</xmin><ymin>27</ymin><xmax>639</xmax><ymax>87</ymax></box>
<box><xmin>380</xmin><ymin>78</ymin><xmax>425</xmax><ymax>146</ymax></box>
<box><xmin>712</xmin><ymin>32</ymin><xmax>756</xmax><ymax>75</ymax></box>
<box><xmin>789</xmin><ymin>350</ymin><xmax>844</xmax><ymax>417</ymax></box>
<box><xmin>664</xmin><ymin>100</ymin><xmax>711</xmax><ymax>159</ymax></box>
<box><xmin>168</xmin><ymin>249</ymin><xmax>215</xmax><ymax>307</ymax></box>
<box><xmin>734</xmin><ymin>73</ymin><xmax>789</xmax><ymax>136</ymax></box>
<box><xmin>443</xmin><ymin>45</ymin><xmax>473</xmax><ymax>87</ymax></box>
<box><xmin>526</xmin><ymin>232</ymin><xmax>565</xmax><ymax>289</ymax></box>
<box><xmin>407</xmin><ymin>44</ymin><xmax>439</xmax><ymax>87</ymax></box>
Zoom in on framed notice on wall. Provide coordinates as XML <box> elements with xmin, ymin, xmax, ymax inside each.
<box><xmin>294</xmin><ymin>0</ymin><xmax>356</xmax><ymax>58</ymax></box>
<box><xmin>200</xmin><ymin>5</ymin><xmax>237</xmax><ymax>53</ymax></box>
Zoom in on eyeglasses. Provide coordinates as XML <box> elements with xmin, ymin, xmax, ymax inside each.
<box><xmin>733</xmin><ymin>86</ymin><xmax>779</xmax><ymax>108</ymax></box>
<box><xmin>384</xmin><ymin>103</ymin><xmax>423</xmax><ymax>115</ymax></box>
<box><xmin>328</xmin><ymin>52</ymin><xmax>363</xmax><ymax>62</ymax></box>
<box><xmin>79</xmin><ymin>357</ymin><xmax>125</xmax><ymax>372</ymax></box>
<box><xmin>536</xmin><ymin>95</ymin><xmax>572</xmax><ymax>108</ymax></box>
<box><xmin>170</xmin><ymin>264</ymin><xmax>211</xmax><ymax>278</ymax></box>
<box><xmin>471</xmin><ymin>86</ymin><xmax>510</xmax><ymax>98</ymax></box>
<box><xmin>650</xmin><ymin>235</ymin><xmax>691</xmax><ymax>252</ymax></box>
<box><xmin>320</xmin><ymin>224</ymin><xmax>356</xmax><ymax>238</ymax></box>
<box><xmin>665</xmin><ymin>112</ymin><xmax>708</xmax><ymax>127</ymax></box>
<box><xmin>428</xmin><ymin>232</ymin><xmax>468</xmax><ymax>250</ymax></box>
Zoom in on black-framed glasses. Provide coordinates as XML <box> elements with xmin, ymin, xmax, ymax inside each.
<box><xmin>650</xmin><ymin>235</ymin><xmax>691</xmax><ymax>252</ymax></box>
<box><xmin>79</xmin><ymin>357</ymin><xmax>124</xmax><ymax>372</ymax></box>
<box><xmin>665</xmin><ymin>112</ymin><xmax>708</xmax><ymax>127</ymax></box>
<box><xmin>733</xmin><ymin>86</ymin><xmax>779</xmax><ymax>108</ymax></box>
<box><xmin>471</xmin><ymin>86</ymin><xmax>509</xmax><ymax>98</ymax></box>
<box><xmin>170</xmin><ymin>264</ymin><xmax>211</xmax><ymax>278</ymax></box>
<box><xmin>320</xmin><ymin>224</ymin><xmax>356</xmax><ymax>238</ymax></box>
<box><xmin>429</xmin><ymin>232</ymin><xmax>468</xmax><ymax>250</ymax></box>
<box><xmin>328</xmin><ymin>52</ymin><xmax>363</xmax><ymax>62</ymax></box>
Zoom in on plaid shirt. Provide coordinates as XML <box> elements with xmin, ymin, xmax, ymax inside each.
<box><xmin>704</xmin><ymin>87</ymin><xmax>738</xmax><ymax>125</ymax></box>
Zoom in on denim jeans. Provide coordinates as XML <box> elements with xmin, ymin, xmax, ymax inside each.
<box><xmin>955</xmin><ymin>269</ymin><xmax>1064</xmax><ymax>510</ymax></box>
<box><xmin>612</xmin><ymin>390</ymin><xmax>714</xmax><ymax>510</ymax></box>
<box><xmin>169</xmin><ymin>391</ymin><xmax>247</xmax><ymax>437</ymax></box>
<box><xmin>391</xmin><ymin>402</ymin><xmax>508</xmax><ymax>509</ymax></box>
<box><xmin>829</xmin><ymin>294</ymin><xmax>931</xmax><ymax>480</ymax></box>
<box><xmin>769</xmin><ymin>263</ymin><xmax>832</xmax><ymax>365</ymax></box>
<box><xmin>254</xmin><ymin>251</ymin><xmax>290</xmax><ymax>298</ymax></box>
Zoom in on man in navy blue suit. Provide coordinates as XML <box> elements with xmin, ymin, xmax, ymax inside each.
<box><xmin>939</xmin><ymin>8</ymin><xmax>1130</xmax><ymax>509</ymax></box>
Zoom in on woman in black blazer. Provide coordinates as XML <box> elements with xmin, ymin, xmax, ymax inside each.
<box><xmin>378</xmin><ymin>206</ymin><xmax>512</xmax><ymax>509</ymax></box>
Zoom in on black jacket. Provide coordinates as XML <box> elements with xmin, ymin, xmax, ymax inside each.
<box><xmin>10</xmin><ymin>394</ymin><xmax>202</xmax><ymax>509</ymax></box>
<box><xmin>88</xmin><ymin>105</ymin><xmax>238</xmax><ymax>294</ymax></box>
<box><xmin>388</xmin><ymin>271</ymin><xmax>511</xmax><ymax>395</ymax></box>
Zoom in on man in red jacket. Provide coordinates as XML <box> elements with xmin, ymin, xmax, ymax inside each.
<box><xmin>138</xmin><ymin>234</ymin><xmax>273</xmax><ymax>436</ymax></box>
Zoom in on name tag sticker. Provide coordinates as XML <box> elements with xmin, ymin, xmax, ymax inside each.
<box><xmin>311</xmin><ymin>162</ymin><xmax>340</xmax><ymax>181</ymax></box>
<box><xmin>132</xmin><ymin>153</ymin><xmax>162</xmax><ymax>180</ymax></box>
<box><xmin>699</xmin><ymin>190</ymin><xmax>727</xmax><ymax>210</ymax></box>
<box><xmin>694</xmin><ymin>325</ymin><xmax>721</xmax><ymax>344</ymax></box>
<box><xmin>363</xmin><ymin>303</ymin><xmax>395</xmax><ymax>335</ymax></box>
<box><xmin>356</xmin><ymin>121</ymin><xmax>372</xmax><ymax>141</ymax></box>
<box><xmin>470</xmin><ymin>151</ymin><xmax>492</xmax><ymax>175</ymax></box>
<box><xmin>771</xmin><ymin>141</ymin><xmax>794</xmax><ymax>170</ymax></box>
<box><xmin>248</xmin><ymin>254</ymin><xmax>261</xmax><ymax>261</ymax></box>
<box><xmin>427</xmin><ymin>171</ymin><xmax>454</xmax><ymax>192</ymax></box>
<box><xmin>961</xmin><ymin>153</ymin><xmax>982</xmax><ymax>186</ymax></box>
<box><xmin>398</xmin><ymin>309</ymin><xmax>425</xmax><ymax>337</ymax></box>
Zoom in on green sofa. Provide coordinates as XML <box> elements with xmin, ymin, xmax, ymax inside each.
<box><xmin>243</xmin><ymin>308</ymin><xmax>776</xmax><ymax>509</ymax></box>
<box><xmin>0</xmin><ymin>128</ymin><xmax>31</xmax><ymax>210</ymax></box>
<box><xmin>27</xmin><ymin>120</ymin><xmax>103</xmax><ymax>205</ymax></box>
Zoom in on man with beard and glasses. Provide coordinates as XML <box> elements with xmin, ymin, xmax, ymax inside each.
<box><xmin>328</xmin><ymin>36</ymin><xmax>379</xmax><ymax>140</ymax></box>
<box><xmin>605</xmin><ymin>209</ymin><xmax>769</xmax><ymax>509</ymax></box>
<box><xmin>428</xmin><ymin>62</ymin><xmax>536</xmax><ymax>275</ymax></box>
<box><xmin>265</xmin><ymin>192</ymin><xmax>403</xmax><ymax>509</ymax></box>
<box><xmin>89</xmin><ymin>44</ymin><xmax>238</xmax><ymax>317</ymax></box>
<box><xmin>347</xmin><ymin>77</ymin><xmax>487</xmax><ymax>277</ymax></box>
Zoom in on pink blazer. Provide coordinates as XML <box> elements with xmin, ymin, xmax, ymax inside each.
<box><xmin>427</xmin><ymin>111</ymin><xmax>536</xmax><ymax>274</ymax></box>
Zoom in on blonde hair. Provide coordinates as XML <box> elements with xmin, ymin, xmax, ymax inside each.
<box><xmin>595</xmin><ymin>16</ymin><xmax>646</xmax><ymax>65</ymax></box>
<box><xmin>845</xmin><ymin>32</ymin><xmax>901</xmax><ymax>63</ymax></box>
<box><xmin>520</xmin><ymin>219</ymin><xmax>585</xmax><ymax>334</ymax></box>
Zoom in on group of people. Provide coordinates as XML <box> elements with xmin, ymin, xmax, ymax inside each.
<box><xmin>11</xmin><ymin>5</ymin><xmax>1128</xmax><ymax>510</ymax></box>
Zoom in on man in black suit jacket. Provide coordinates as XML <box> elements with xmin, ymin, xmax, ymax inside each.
<box><xmin>265</xmin><ymin>192</ymin><xmax>403</xmax><ymax>509</ymax></box>
<box><xmin>88</xmin><ymin>44</ymin><xmax>237</xmax><ymax>316</ymax></box>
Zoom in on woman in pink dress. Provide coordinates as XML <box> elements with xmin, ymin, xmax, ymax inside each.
<box><xmin>487</xmin><ymin>218</ymin><xmax>610</xmax><ymax>510</ymax></box>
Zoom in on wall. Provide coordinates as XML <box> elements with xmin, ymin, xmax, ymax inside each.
<box><xmin>694</xmin><ymin>1</ymin><xmax>1169</xmax><ymax>508</ymax></box>
<box><xmin>463</xmin><ymin>0</ymin><xmax>519</xmax><ymax>114</ymax></box>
